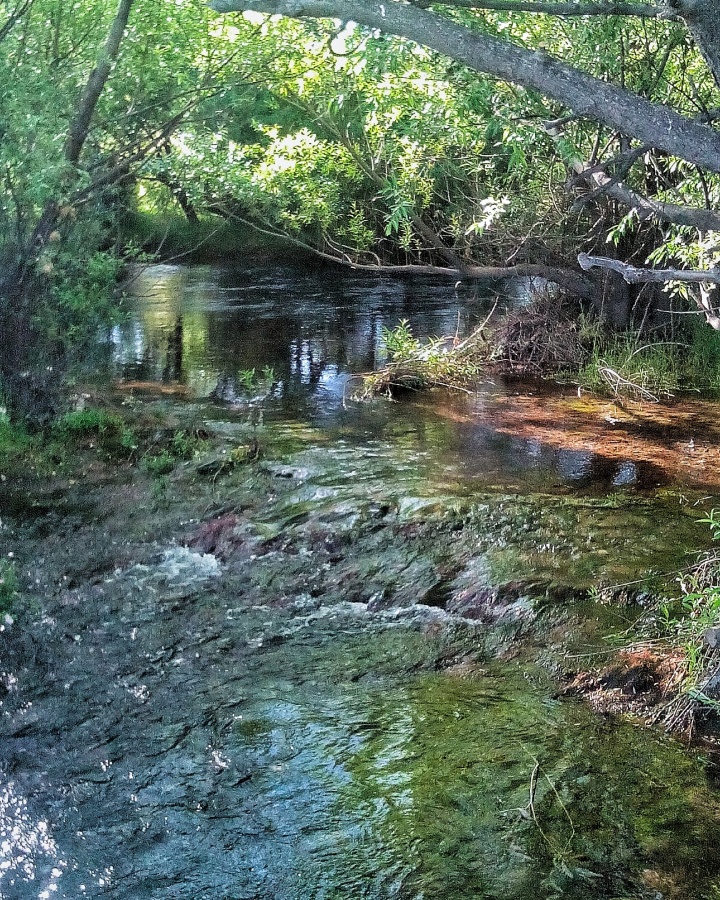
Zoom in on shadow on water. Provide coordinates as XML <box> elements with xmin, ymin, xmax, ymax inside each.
<box><xmin>6</xmin><ymin>262</ymin><xmax>720</xmax><ymax>898</ymax></box>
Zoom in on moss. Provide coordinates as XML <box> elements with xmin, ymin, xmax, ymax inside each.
<box><xmin>0</xmin><ymin>418</ymin><xmax>35</xmax><ymax>474</ymax></box>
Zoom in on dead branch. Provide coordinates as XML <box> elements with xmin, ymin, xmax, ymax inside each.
<box><xmin>578</xmin><ymin>253</ymin><xmax>720</xmax><ymax>286</ymax></box>
<box><xmin>544</xmin><ymin>123</ymin><xmax>720</xmax><ymax>232</ymax></box>
<box><xmin>579</xmin><ymin>253</ymin><xmax>720</xmax><ymax>328</ymax></box>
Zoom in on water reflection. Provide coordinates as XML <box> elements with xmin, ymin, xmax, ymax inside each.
<box><xmin>110</xmin><ymin>262</ymin><xmax>720</xmax><ymax>494</ymax></box>
<box><xmin>113</xmin><ymin>263</ymin><xmax>487</xmax><ymax>406</ymax></box>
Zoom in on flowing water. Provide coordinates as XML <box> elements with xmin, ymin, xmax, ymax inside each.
<box><xmin>3</xmin><ymin>261</ymin><xmax>720</xmax><ymax>899</ymax></box>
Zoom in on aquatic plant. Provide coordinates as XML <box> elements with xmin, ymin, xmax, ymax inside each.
<box><xmin>360</xmin><ymin>319</ymin><xmax>486</xmax><ymax>397</ymax></box>
<box><xmin>654</xmin><ymin>509</ymin><xmax>720</xmax><ymax>735</ymax></box>
<box><xmin>238</xmin><ymin>367</ymin><xmax>276</xmax><ymax>391</ymax></box>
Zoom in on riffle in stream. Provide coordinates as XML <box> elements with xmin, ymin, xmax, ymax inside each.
<box><xmin>2</xmin><ymin>262</ymin><xmax>720</xmax><ymax>899</ymax></box>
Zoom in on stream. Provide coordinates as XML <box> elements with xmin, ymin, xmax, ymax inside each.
<box><xmin>3</xmin><ymin>260</ymin><xmax>720</xmax><ymax>898</ymax></box>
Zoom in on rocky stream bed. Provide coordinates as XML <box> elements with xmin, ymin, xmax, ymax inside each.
<box><xmin>2</xmin><ymin>398</ymin><xmax>720</xmax><ymax>900</ymax></box>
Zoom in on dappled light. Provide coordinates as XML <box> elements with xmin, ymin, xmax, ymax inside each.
<box><xmin>4</xmin><ymin>0</ymin><xmax>720</xmax><ymax>895</ymax></box>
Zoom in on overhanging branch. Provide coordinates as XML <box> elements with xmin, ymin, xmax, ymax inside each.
<box><xmin>209</xmin><ymin>0</ymin><xmax>720</xmax><ymax>174</ymax></box>
<box><xmin>544</xmin><ymin>123</ymin><xmax>720</xmax><ymax>231</ymax></box>
<box><xmin>413</xmin><ymin>0</ymin><xmax>677</xmax><ymax>19</ymax></box>
<box><xmin>579</xmin><ymin>252</ymin><xmax>720</xmax><ymax>327</ymax></box>
<box><xmin>578</xmin><ymin>252</ymin><xmax>720</xmax><ymax>286</ymax></box>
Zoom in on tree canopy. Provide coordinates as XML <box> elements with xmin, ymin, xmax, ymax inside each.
<box><xmin>208</xmin><ymin>1</ymin><xmax>720</xmax><ymax>225</ymax></box>
<box><xmin>3</xmin><ymin>0</ymin><xmax>720</xmax><ymax>421</ymax></box>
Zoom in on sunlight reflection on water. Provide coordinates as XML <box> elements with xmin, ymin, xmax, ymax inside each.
<box><xmin>0</xmin><ymin>781</ymin><xmax>65</xmax><ymax>899</ymax></box>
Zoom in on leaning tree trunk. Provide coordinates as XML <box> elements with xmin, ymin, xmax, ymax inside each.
<box><xmin>670</xmin><ymin>0</ymin><xmax>720</xmax><ymax>90</ymax></box>
<box><xmin>1</xmin><ymin>0</ymin><xmax>134</xmax><ymax>425</ymax></box>
<box><xmin>210</xmin><ymin>0</ymin><xmax>720</xmax><ymax>175</ymax></box>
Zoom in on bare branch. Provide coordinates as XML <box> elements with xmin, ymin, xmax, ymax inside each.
<box><xmin>544</xmin><ymin>123</ymin><xmax>720</xmax><ymax>231</ymax></box>
<box><xmin>579</xmin><ymin>253</ymin><xmax>720</xmax><ymax>327</ymax></box>
<box><xmin>578</xmin><ymin>252</ymin><xmax>720</xmax><ymax>285</ymax></box>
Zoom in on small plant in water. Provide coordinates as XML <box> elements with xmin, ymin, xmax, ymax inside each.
<box><xmin>361</xmin><ymin>319</ymin><xmax>483</xmax><ymax>397</ymax></box>
<box><xmin>655</xmin><ymin>509</ymin><xmax>720</xmax><ymax>733</ymax></box>
<box><xmin>142</xmin><ymin>450</ymin><xmax>176</xmax><ymax>476</ymax></box>
<box><xmin>236</xmin><ymin>367</ymin><xmax>276</xmax><ymax>392</ymax></box>
<box><xmin>698</xmin><ymin>508</ymin><xmax>720</xmax><ymax>542</ymax></box>
<box><xmin>238</xmin><ymin>368</ymin><xmax>256</xmax><ymax>390</ymax></box>
<box><xmin>381</xmin><ymin>319</ymin><xmax>420</xmax><ymax>360</ymax></box>
<box><xmin>55</xmin><ymin>408</ymin><xmax>123</xmax><ymax>434</ymax></box>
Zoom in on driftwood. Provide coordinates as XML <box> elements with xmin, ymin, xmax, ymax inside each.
<box><xmin>578</xmin><ymin>252</ymin><xmax>720</xmax><ymax>329</ymax></box>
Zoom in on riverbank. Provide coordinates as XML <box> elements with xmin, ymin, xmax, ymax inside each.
<box><xmin>367</xmin><ymin>291</ymin><xmax>720</xmax><ymax>402</ymax></box>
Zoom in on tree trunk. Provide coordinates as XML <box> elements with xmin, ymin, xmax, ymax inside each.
<box><xmin>670</xmin><ymin>0</ymin><xmax>720</xmax><ymax>89</ymax></box>
<box><xmin>64</xmin><ymin>0</ymin><xmax>134</xmax><ymax>165</ymax></box>
<box><xmin>1</xmin><ymin>0</ymin><xmax>135</xmax><ymax>424</ymax></box>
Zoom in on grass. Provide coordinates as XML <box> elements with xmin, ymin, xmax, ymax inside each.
<box><xmin>53</xmin><ymin>408</ymin><xmax>138</xmax><ymax>458</ymax></box>
<box><xmin>647</xmin><ymin>510</ymin><xmax>720</xmax><ymax>735</ymax></box>
<box><xmin>575</xmin><ymin>317</ymin><xmax>720</xmax><ymax>399</ymax></box>
<box><xmin>0</xmin><ymin>417</ymin><xmax>33</xmax><ymax>472</ymax></box>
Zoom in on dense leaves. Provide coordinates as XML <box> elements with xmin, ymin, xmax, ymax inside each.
<box><xmin>2</xmin><ymin>0</ymin><xmax>720</xmax><ymax>420</ymax></box>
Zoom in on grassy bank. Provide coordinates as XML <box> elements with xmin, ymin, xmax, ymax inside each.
<box><xmin>364</xmin><ymin>295</ymin><xmax>720</xmax><ymax>401</ymax></box>
<box><xmin>574</xmin><ymin>317</ymin><xmax>720</xmax><ymax>400</ymax></box>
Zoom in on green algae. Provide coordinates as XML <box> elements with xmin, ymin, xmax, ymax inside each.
<box><xmin>226</xmin><ymin>622</ymin><xmax>720</xmax><ymax>899</ymax></box>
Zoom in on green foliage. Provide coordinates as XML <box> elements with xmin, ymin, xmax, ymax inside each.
<box><xmin>52</xmin><ymin>408</ymin><xmax>139</xmax><ymax>459</ymax></box>
<box><xmin>55</xmin><ymin>409</ymin><xmax>124</xmax><ymax>435</ymax></box>
<box><xmin>237</xmin><ymin>367</ymin><xmax>276</xmax><ymax>391</ymax></box>
<box><xmin>575</xmin><ymin>317</ymin><xmax>720</xmax><ymax>399</ymax></box>
<box><xmin>0</xmin><ymin>0</ymin><xmax>257</xmax><ymax>421</ymax></box>
<box><xmin>0</xmin><ymin>419</ymin><xmax>33</xmax><ymax>470</ymax></box>
<box><xmin>142</xmin><ymin>450</ymin><xmax>176</xmax><ymax>476</ymax></box>
<box><xmin>698</xmin><ymin>509</ymin><xmax>720</xmax><ymax>543</ymax></box>
<box><xmin>381</xmin><ymin>320</ymin><xmax>420</xmax><ymax>360</ymax></box>
<box><xmin>650</xmin><ymin>511</ymin><xmax>720</xmax><ymax>728</ymax></box>
<box><xmin>141</xmin><ymin>427</ymin><xmax>208</xmax><ymax>476</ymax></box>
<box><xmin>238</xmin><ymin>369</ymin><xmax>257</xmax><ymax>390</ymax></box>
<box><xmin>362</xmin><ymin>320</ymin><xmax>483</xmax><ymax>396</ymax></box>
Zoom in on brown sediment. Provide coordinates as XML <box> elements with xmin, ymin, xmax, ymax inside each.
<box><xmin>113</xmin><ymin>379</ymin><xmax>190</xmax><ymax>396</ymax></box>
<box><xmin>562</xmin><ymin>646</ymin><xmax>687</xmax><ymax>720</ymax></box>
<box><xmin>430</xmin><ymin>386</ymin><xmax>720</xmax><ymax>490</ymax></box>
